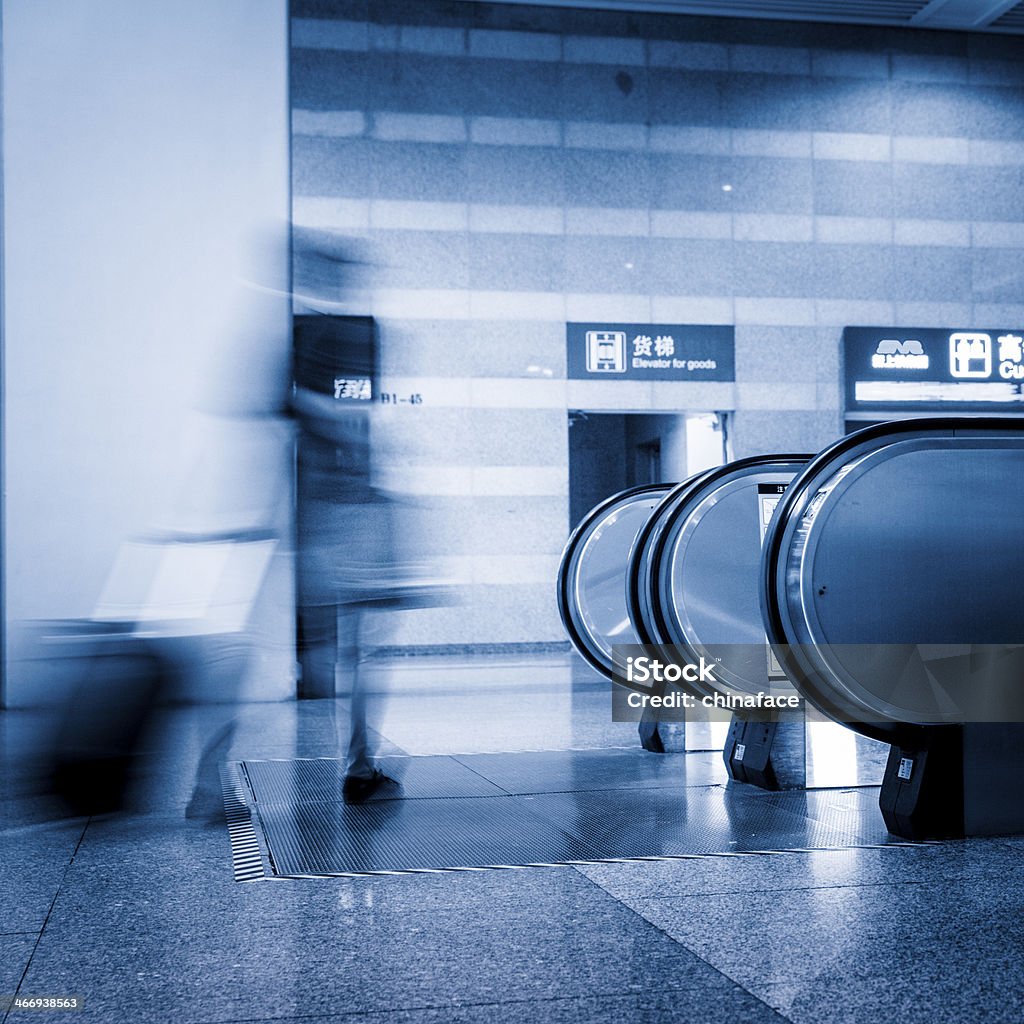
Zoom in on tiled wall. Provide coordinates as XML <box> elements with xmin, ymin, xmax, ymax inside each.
<box><xmin>291</xmin><ymin>0</ymin><xmax>1024</xmax><ymax>648</ymax></box>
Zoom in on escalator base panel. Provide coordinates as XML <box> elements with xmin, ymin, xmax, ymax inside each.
<box><xmin>232</xmin><ymin>751</ymin><xmax>927</xmax><ymax>879</ymax></box>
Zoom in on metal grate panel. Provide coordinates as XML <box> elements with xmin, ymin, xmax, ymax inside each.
<box><xmin>521</xmin><ymin>787</ymin><xmax>879</xmax><ymax>858</ymax></box>
<box><xmin>760</xmin><ymin>786</ymin><xmax>895</xmax><ymax>845</ymax></box>
<box><xmin>452</xmin><ymin>748</ymin><xmax>727</xmax><ymax>795</ymax></box>
<box><xmin>256</xmin><ymin>797</ymin><xmax>596</xmax><ymax>875</ymax></box>
<box><xmin>221</xmin><ymin>762</ymin><xmax>271</xmax><ymax>882</ymax></box>
<box><xmin>233</xmin><ymin>751</ymin><xmax>916</xmax><ymax>879</ymax></box>
<box><xmin>993</xmin><ymin>0</ymin><xmax>1024</xmax><ymax>28</ymax></box>
<box><xmin>245</xmin><ymin>755</ymin><xmax>506</xmax><ymax>804</ymax></box>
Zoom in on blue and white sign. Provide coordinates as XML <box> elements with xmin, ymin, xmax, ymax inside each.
<box><xmin>567</xmin><ymin>323</ymin><xmax>735</xmax><ymax>382</ymax></box>
<box><xmin>844</xmin><ymin>326</ymin><xmax>1024</xmax><ymax>413</ymax></box>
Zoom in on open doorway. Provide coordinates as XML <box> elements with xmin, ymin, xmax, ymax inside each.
<box><xmin>567</xmin><ymin>411</ymin><xmax>729</xmax><ymax>529</ymax></box>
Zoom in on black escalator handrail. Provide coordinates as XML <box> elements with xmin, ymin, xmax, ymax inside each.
<box><xmin>759</xmin><ymin>416</ymin><xmax>1024</xmax><ymax>743</ymax></box>
<box><xmin>625</xmin><ymin>470</ymin><xmax>714</xmax><ymax>647</ymax></box>
<box><xmin>647</xmin><ymin>454</ymin><xmax>811</xmax><ymax>668</ymax></box>
<box><xmin>556</xmin><ymin>483</ymin><xmax>672</xmax><ymax>680</ymax></box>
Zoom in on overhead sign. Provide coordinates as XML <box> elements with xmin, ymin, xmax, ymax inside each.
<box><xmin>567</xmin><ymin>323</ymin><xmax>735</xmax><ymax>382</ymax></box>
<box><xmin>843</xmin><ymin>326</ymin><xmax>1024</xmax><ymax>413</ymax></box>
<box><xmin>294</xmin><ymin>314</ymin><xmax>377</xmax><ymax>402</ymax></box>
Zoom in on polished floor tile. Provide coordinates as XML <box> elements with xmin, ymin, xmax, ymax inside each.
<box><xmin>0</xmin><ymin>935</ymin><xmax>35</xmax><ymax>994</ymax></box>
<box><xmin>575</xmin><ymin>838</ymin><xmax>1016</xmax><ymax>900</ymax></box>
<box><xmin>3</xmin><ymin>652</ymin><xmax>1023</xmax><ymax>1024</ymax></box>
<box><xmin>21</xmin><ymin>825</ymin><xmax>772</xmax><ymax>1024</ymax></box>
<box><xmin>0</xmin><ymin>821</ymin><xmax>86</xmax><ymax>933</ymax></box>
<box><xmin>620</xmin><ymin>873</ymin><xmax>1024</xmax><ymax>1023</ymax></box>
<box><xmin>233</xmin><ymin>989</ymin><xmax>788</xmax><ymax>1024</ymax></box>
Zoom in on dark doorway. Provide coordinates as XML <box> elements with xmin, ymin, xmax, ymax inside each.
<box><xmin>567</xmin><ymin>412</ymin><xmax>727</xmax><ymax>530</ymax></box>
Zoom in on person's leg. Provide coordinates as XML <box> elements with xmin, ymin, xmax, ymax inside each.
<box><xmin>186</xmin><ymin>719</ymin><xmax>237</xmax><ymax>820</ymax></box>
<box><xmin>340</xmin><ymin>604</ymin><xmax>399</xmax><ymax>802</ymax></box>
<box><xmin>343</xmin><ymin>607</ymin><xmax>373</xmax><ymax>779</ymax></box>
<box><xmin>297</xmin><ymin>603</ymin><xmax>338</xmax><ymax>699</ymax></box>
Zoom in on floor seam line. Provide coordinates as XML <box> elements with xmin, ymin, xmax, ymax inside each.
<box><xmin>5</xmin><ymin>818</ymin><xmax>90</xmax><ymax>1024</ymax></box>
<box><xmin>448</xmin><ymin>753</ymin><xmax>518</xmax><ymax>796</ymax></box>
<box><xmin>178</xmin><ymin>979</ymin><xmax>782</xmax><ymax>1024</ymax></box>
<box><xmin>635</xmin><ymin>876</ymin><xmax>939</xmax><ymax>900</ymax></box>
<box><xmin>579</xmin><ymin>872</ymin><xmax>797</xmax><ymax>1024</ymax></box>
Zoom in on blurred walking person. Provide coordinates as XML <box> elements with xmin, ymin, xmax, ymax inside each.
<box><xmin>292</xmin><ymin>232</ymin><xmax>401</xmax><ymax>803</ymax></box>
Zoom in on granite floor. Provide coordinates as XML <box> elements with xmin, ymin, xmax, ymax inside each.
<box><xmin>2</xmin><ymin>653</ymin><xmax>1022</xmax><ymax>1023</ymax></box>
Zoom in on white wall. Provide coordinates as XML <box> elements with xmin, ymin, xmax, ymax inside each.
<box><xmin>2</xmin><ymin>0</ymin><xmax>292</xmax><ymax>705</ymax></box>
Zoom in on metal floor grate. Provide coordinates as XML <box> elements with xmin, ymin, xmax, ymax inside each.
<box><xmin>230</xmin><ymin>749</ymin><xmax>918</xmax><ymax>879</ymax></box>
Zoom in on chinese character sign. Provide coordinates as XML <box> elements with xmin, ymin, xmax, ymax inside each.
<box><xmin>333</xmin><ymin>377</ymin><xmax>373</xmax><ymax>401</ymax></box>
<box><xmin>567</xmin><ymin>323</ymin><xmax>735</xmax><ymax>382</ymax></box>
<box><xmin>843</xmin><ymin>326</ymin><xmax>1024</xmax><ymax>412</ymax></box>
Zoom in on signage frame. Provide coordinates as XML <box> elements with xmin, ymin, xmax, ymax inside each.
<box><xmin>843</xmin><ymin>325</ymin><xmax>1024</xmax><ymax>419</ymax></box>
<box><xmin>567</xmin><ymin>322</ymin><xmax>735</xmax><ymax>383</ymax></box>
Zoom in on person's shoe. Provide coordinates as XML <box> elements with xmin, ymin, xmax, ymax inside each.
<box><xmin>342</xmin><ymin>769</ymin><xmax>399</xmax><ymax>805</ymax></box>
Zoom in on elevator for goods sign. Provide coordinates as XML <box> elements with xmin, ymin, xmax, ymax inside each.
<box><xmin>567</xmin><ymin>322</ymin><xmax>735</xmax><ymax>382</ymax></box>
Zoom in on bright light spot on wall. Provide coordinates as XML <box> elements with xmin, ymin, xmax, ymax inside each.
<box><xmin>721</xmin><ymin>183</ymin><xmax>733</xmax><ymax>192</ymax></box>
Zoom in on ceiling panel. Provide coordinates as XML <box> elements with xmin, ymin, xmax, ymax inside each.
<box><xmin>471</xmin><ymin>0</ymin><xmax>1024</xmax><ymax>33</ymax></box>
